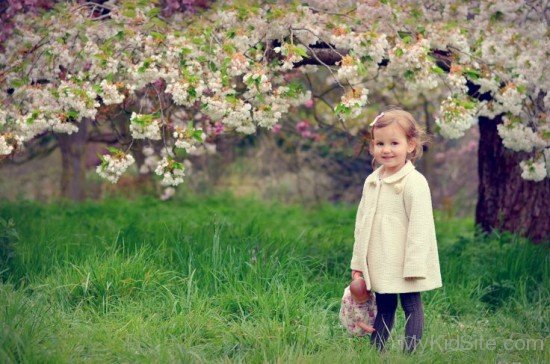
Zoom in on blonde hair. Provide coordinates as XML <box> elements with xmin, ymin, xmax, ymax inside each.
<box><xmin>368</xmin><ymin>108</ymin><xmax>430</xmax><ymax>171</ymax></box>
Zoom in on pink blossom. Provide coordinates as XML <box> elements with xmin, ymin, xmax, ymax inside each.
<box><xmin>301</xmin><ymin>130</ymin><xmax>313</xmax><ymax>139</ymax></box>
<box><xmin>272</xmin><ymin>123</ymin><xmax>282</xmax><ymax>133</ymax></box>
<box><xmin>296</xmin><ymin>120</ymin><xmax>310</xmax><ymax>133</ymax></box>
<box><xmin>304</xmin><ymin>99</ymin><xmax>314</xmax><ymax>108</ymax></box>
<box><xmin>153</xmin><ymin>79</ymin><xmax>165</xmax><ymax>91</ymax></box>
<box><xmin>213</xmin><ymin>121</ymin><xmax>224</xmax><ymax>135</ymax></box>
<box><xmin>295</xmin><ymin>120</ymin><xmax>319</xmax><ymax>139</ymax></box>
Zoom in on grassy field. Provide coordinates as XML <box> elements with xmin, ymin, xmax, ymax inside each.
<box><xmin>0</xmin><ymin>192</ymin><xmax>548</xmax><ymax>363</ymax></box>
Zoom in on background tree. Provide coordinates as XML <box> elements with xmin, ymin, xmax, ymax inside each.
<box><xmin>0</xmin><ymin>0</ymin><xmax>548</xmax><ymax>241</ymax></box>
<box><xmin>0</xmin><ymin>0</ymin><xmax>213</xmax><ymax>200</ymax></box>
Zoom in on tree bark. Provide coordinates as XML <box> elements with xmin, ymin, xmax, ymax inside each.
<box><xmin>57</xmin><ymin>118</ymin><xmax>90</xmax><ymax>201</ymax></box>
<box><xmin>476</xmin><ymin>115</ymin><xmax>550</xmax><ymax>243</ymax></box>
<box><xmin>421</xmin><ymin>98</ymin><xmax>434</xmax><ymax>179</ymax></box>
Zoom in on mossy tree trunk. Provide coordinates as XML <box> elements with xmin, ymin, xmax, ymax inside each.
<box><xmin>57</xmin><ymin>118</ymin><xmax>90</xmax><ymax>201</ymax></box>
<box><xmin>476</xmin><ymin>115</ymin><xmax>549</xmax><ymax>243</ymax></box>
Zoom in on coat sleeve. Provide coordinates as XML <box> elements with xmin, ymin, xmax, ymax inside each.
<box><xmin>350</xmin><ymin>179</ymin><xmax>368</xmax><ymax>272</ymax></box>
<box><xmin>402</xmin><ymin>174</ymin><xmax>435</xmax><ymax>279</ymax></box>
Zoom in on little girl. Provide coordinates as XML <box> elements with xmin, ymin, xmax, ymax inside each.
<box><xmin>350</xmin><ymin>109</ymin><xmax>442</xmax><ymax>353</ymax></box>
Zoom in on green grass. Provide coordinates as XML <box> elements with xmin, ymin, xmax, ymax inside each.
<box><xmin>0</xmin><ymin>192</ymin><xmax>548</xmax><ymax>363</ymax></box>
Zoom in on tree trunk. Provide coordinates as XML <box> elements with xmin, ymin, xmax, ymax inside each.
<box><xmin>57</xmin><ymin>118</ymin><xmax>90</xmax><ymax>201</ymax></box>
<box><xmin>476</xmin><ymin>115</ymin><xmax>550</xmax><ymax>243</ymax></box>
<box><xmin>421</xmin><ymin>99</ymin><xmax>435</xmax><ymax>179</ymax></box>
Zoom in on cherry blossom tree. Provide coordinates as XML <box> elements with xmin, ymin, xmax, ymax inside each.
<box><xmin>0</xmin><ymin>0</ymin><xmax>213</xmax><ymax>200</ymax></box>
<box><xmin>0</xmin><ymin>0</ymin><xmax>548</xmax><ymax>241</ymax></box>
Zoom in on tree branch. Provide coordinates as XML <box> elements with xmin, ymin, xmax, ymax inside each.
<box><xmin>7</xmin><ymin>137</ymin><xmax>58</xmax><ymax>165</ymax></box>
<box><xmin>87</xmin><ymin>132</ymin><xmax>119</xmax><ymax>144</ymax></box>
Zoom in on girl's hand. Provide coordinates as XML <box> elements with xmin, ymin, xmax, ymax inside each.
<box><xmin>351</xmin><ymin>270</ymin><xmax>363</xmax><ymax>280</ymax></box>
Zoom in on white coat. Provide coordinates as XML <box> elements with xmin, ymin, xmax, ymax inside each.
<box><xmin>350</xmin><ymin>160</ymin><xmax>443</xmax><ymax>293</ymax></box>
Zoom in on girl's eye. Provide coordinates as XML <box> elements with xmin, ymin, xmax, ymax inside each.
<box><xmin>392</xmin><ymin>142</ymin><xmax>398</xmax><ymax>145</ymax></box>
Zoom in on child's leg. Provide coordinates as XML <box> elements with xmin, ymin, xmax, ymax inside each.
<box><xmin>370</xmin><ymin>293</ymin><xmax>398</xmax><ymax>351</ymax></box>
<box><xmin>399</xmin><ymin>292</ymin><xmax>424</xmax><ymax>353</ymax></box>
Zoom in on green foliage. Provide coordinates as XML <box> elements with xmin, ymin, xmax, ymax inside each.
<box><xmin>281</xmin><ymin>80</ymin><xmax>306</xmax><ymax>99</ymax></box>
<box><xmin>0</xmin><ymin>217</ymin><xmax>19</xmax><ymax>280</ymax></box>
<box><xmin>0</xmin><ymin>195</ymin><xmax>547</xmax><ymax>362</ymax></box>
<box><xmin>334</xmin><ymin>103</ymin><xmax>351</xmax><ymax>116</ymax></box>
<box><xmin>463</xmin><ymin>68</ymin><xmax>480</xmax><ymax>80</ymax></box>
<box><xmin>404</xmin><ymin>69</ymin><xmax>415</xmax><ymax>80</ymax></box>
<box><xmin>431</xmin><ymin>65</ymin><xmax>445</xmax><ymax>75</ymax></box>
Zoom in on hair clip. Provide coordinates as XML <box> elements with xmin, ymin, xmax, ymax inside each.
<box><xmin>370</xmin><ymin>112</ymin><xmax>385</xmax><ymax>127</ymax></box>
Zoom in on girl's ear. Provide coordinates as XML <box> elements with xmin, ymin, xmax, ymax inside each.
<box><xmin>407</xmin><ymin>139</ymin><xmax>416</xmax><ymax>154</ymax></box>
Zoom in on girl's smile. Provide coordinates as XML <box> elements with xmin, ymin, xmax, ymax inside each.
<box><xmin>371</xmin><ymin>123</ymin><xmax>415</xmax><ymax>176</ymax></box>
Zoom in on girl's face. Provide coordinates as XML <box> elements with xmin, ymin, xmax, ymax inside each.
<box><xmin>370</xmin><ymin>122</ymin><xmax>415</xmax><ymax>176</ymax></box>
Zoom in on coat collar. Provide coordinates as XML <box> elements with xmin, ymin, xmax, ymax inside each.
<box><xmin>367</xmin><ymin>160</ymin><xmax>416</xmax><ymax>185</ymax></box>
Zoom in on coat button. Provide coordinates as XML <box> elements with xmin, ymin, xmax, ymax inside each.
<box><xmin>394</xmin><ymin>183</ymin><xmax>403</xmax><ymax>194</ymax></box>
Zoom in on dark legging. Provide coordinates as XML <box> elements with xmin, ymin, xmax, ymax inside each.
<box><xmin>370</xmin><ymin>292</ymin><xmax>424</xmax><ymax>353</ymax></box>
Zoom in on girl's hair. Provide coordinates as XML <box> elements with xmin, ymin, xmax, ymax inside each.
<box><xmin>368</xmin><ymin>108</ymin><xmax>430</xmax><ymax>170</ymax></box>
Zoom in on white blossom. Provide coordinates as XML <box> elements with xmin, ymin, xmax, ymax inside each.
<box><xmin>100</xmin><ymin>80</ymin><xmax>125</xmax><ymax>105</ymax></box>
<box><xmin>519</xmin><ymin>155</ymin><xmax>546</xmax><ymax>182</ymax></box>
<box><xmin>447</xmin><ymin>73</ymin><xmax>468</xmax><ymax>93</ymax></box>
<box><xmin>129</xmin><ymin>112</ymin><xmax>162</xmax><ymax>140</ymax></box>
<box><xmin>166</xmin><ymin>79</ymin><xmax>205</xmax><ymax>107</ymax></box>
<box><xmin>494</xmin><ymin>85</ymin><xmax>525</xmax><ymax>116</ymax></box>
<box><xmin>435</xmin><ymin>96</ymin><xmax>478</xmax><ymax>139</ymax></box>
<box><xmin>387</xmin><ymin>38</ymin><xmax>440</xmax><ymax>91</ymax></box>
<box><xmin>335</xmin><ymin>88</ymin><xmax>369</xmax><ymax>121</ymax></box>
<box><xmin>228</xmin><ymin>53</ymin><xmax>249</xmax><ymax>77</ymax></box>
<box><xmin>497</xmin><ymin>117</ymin><xmax>546</xmax><ymax>152</ymax></box>
<box><xmin>52</xmin><ymin>122</ymin><xmax>79</xmax><ymax>134</ymax></box>
<box><xmin>0</xmin><ymin>110</ymin><xmax>7</xmax><ymax>126</ymax></box>
<box><xmin>57</xmin><ymin>81</ymin><xmax>100</xmax><ymax>121</ymax></box>
<box><xmin>337</xmin><ymin>55</ymin><xmax>361</xmax><ymax>83</ymax></box>
<box><xmin>0</xmin><ymin>135</ymin><xmax>14</xmax><ymax>155</ymax></box>
<box><xmin>155</xmin><ymin>156</ymin><xmax>186</xmax><ymax>186</ymax></box>
<box><xmin>96</xmin><ymin>152</ymin><xmax>135</xmax><ymax>183</ymax></box>
<box><xmin>273</xmin><ymin>43</ymin><xmax>307</xmax><ymax>71</ymax></box>
<box><xmin>173</xmin><ymin>126</ymin><xmax>205</xmax><ymax>153</ymax></box>
<box><xmin>472</xmin><ymin>76</ymin><xmax>500</xmax><ymax>95</ymax></box>
<box><xmin>219</xmin><ymin>100</ymin><xmax>255</xmax><ymax>134</ymax></box>
<box><xmin>160</xmin><ymin>187</ymin><xmax>176</xmax><ymax>201</ymax></box>
<box><xmin>243</xmin><ymin>70</ymin><xmax>272</xmax><ymax>94</ymax></box>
